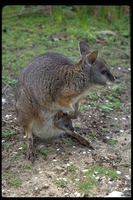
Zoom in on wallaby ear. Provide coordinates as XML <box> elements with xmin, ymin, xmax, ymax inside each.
<box><xmin>78</xmin><ymin>41</ymin><xmax>91</xmax><ymax>56</ymax></box>
<box><xmin>86</xmin><ymin>51</ymin><xmax>98</xmax><ymax>64</ymax></box>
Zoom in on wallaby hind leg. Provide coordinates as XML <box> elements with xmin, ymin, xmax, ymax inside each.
<box><xmin>66</xmin><ymin>130</ymin><xmax>94</xmax><ymax>150</ymax></box>
<box><xmin>16</xmin><ymin>104</ymin><xmax>36</xmax><ymax>162</ymax></box>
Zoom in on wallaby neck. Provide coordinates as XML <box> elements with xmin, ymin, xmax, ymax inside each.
<box><xmin>68</xmin><ymin>59</ymin><xmax>92</xmax><ymax>89</ymax></box>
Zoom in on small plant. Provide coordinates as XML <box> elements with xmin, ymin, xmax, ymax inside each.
<box><xmin>80</xmin><ymin>105</ymin><xmax>90</xmax><ymax>112</ymax></box>
<box><xmin>89</xmin><ymin>131</ymin><xmax>97</xmax><ymax>137</ymax></box>
<box><xmin>65</xmin><ymin>137</ymin><xmax>75</xmax><ymax>147</ymax></box>
<box><xmin>89</xmin><ymin>101</ymin><xmax>98</xmax><ymax>107</ymax></box>
<box><xmin>2</xmin><ymin>128</ymin><xmax>16</xmax><ymax>138</ymax></box>
<box><xmin>108</xmin><ymin>138</ymin><xmax>118</xmax><ymax>146</ymax></box>
<box><xmin>53</xmin><ymin>178</ymin><xmax>67</xmax><ymax>188</ymax></box>
<box><xmin>99</xmin><ymin>97</ymin><xmax>121</xmax><ymax>112</ymax></box>
<box><xmin>77</xmin><ymin>165</ymin><xmax>120</xmax><ymax>194</ymax></box>
<box><xmin>4</xmin><ymin>141</ymin><xmax>12</xmax><ymax>149</ymax></box>
<box><xmin>112</xmin><ymin>85</ymin><xmax>124</xmax><ymax>93</ymax></box>
<box><xmin>37</xmin><ymin>147</ymin><xmax>48</xmax><ymax>158</ymax></box>
<box><xmin>67</xmin><ymin>164</ymin><xmax>77</xmax><ymax>172</ymax></box>
<box><xmin>86</xmin><ymin>165</ymin><xmax>120</xmax><ymax>178</ymax></box>
<box><xmin>12</xmin><ymin>153</ymin><xmax>20</xmax><ymax>161</ymax></box>
<box><xmin>99</xmin><ymin>103</ymin><xmax>113</xmax><ymax>112</ymax></box>
<box><xmin>21</xmin><ymin>164</ymin><xmax>32</xmax><ymax>170</ymax></box>
<box><xmin>78</xmin><ymin>176</ymin><xmax>95</xmax><ymax>193</ymax></box>
<box><xmin>86</xmin><ymin>93</ymin><xmax>98</xmax><ymax>100</ymax></box>
<box><xmin>2</xmin><ymin>76</ymin><xmax>17</xmax><ymax>87</ymax></box>
<box><xmin>2</xmin><ymin>171</ymin><xmax>22</xmax><ymax>188</ymax></box>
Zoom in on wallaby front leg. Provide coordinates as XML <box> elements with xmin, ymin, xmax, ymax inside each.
<box><xmin>66</xmin><ymin>130</ymin><xmax>94</xmax><ymax>149</ymax></box>
<box><xmin>69</xmin><ymin>99</ymin><xmax>82</xmax><ymax>119</ymax></box>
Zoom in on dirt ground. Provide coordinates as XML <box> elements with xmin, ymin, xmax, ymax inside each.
<box><xmin>2</xmin><ymin>39</ymin><xmax>131</xmax><ymax>197</ymax></box>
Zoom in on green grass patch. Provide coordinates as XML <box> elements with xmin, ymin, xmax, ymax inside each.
<box><xmin>12</xmin><ymin>152</ymin><xmax>21</xmax><ymax>161</ymax></box>
<box><xmin>21</xmin><ymin>164</ymin><xmax>32</xmax><ymax>170</ymax></box>
<box><xmin>78</xmin><ymin>176</ymin><xmax>95</xmax><ymax>193</ymax></box>
<box><xmin>67</xmin><ymin>164</ymin><xmax>77</xmax><ymax>172</ymax></box>
<box><xmin>86</xmin><ymin>93</ymin><xmax>99</xmax><ymax>100</ymax></box>
<box><xmin>64</xmin><ymin>137</ymin><xmax>75</xmax><ymax>147</ymax></box>
<box><xmin>80</xmin><ymin>105</ymin><xmax>90</xmax><ymax>112</ymax></box>
<box><xmin>99</xmin><ymin>89</ymin><xmax>122</xmax><ymax>113</ymax></box>
<box><xmin>108</xmin><ymin>138</ymin><xmax>118</xmax><ymax>146</ymax></box>
<box><xmin>84</xmin><ymin>165</ymin><xmax>119</xmax><ymax>178</ymax></box>
<box><xmin>77</xmin><ymin>165</ymin><xmax>120</xmax><ymax>193</ymax></box>
<box><xmin>2</xmin><ymin>128</ymin><xmax>17</xmax><ymax>138</ymax></box>
<box><xmin>2</xmin><ymin>76</ymin><xmax>17</xmax><ymax>87</ymax></box>
<box><xmin>53</xmin><ymin>178</ymin><xmax>67</xmax><ymax>188</ymax></box>
<box><xmin>2</xmin><ymin>6</ymin><xmax>130</xmax><ymax>81</ymax></box>
<box><xmin>112</xmin><ymin>85</ymin><xmax>125</xmax><ymax>93</ymax></box>
<box><xmin>37</xmin><ymin>147</ymin><xmax>48</xmax><ymax>158</ymax></box>
<box><xmin>99</xmin><ymin>100</ymin><xmax>121</xmax><ymax>112</ymax></box>
<box><xmin>2</xmin><ymin>171</ymin><xmax>22</xmax><ymax>188</ymax></box>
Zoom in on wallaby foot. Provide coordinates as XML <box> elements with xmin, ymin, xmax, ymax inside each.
<box><xmin>26</xmin><ymin>130</ymin><xmax>36</xmax><ymax>163</ymax></box>
<box><xmin>66</xmin><ymin>130</ymin><xmax>94</xmax><ymax>150</ymax></box>
<box><xmin>28</xmin><ymin>146</ymin><xmax>36</xmax><ymax>163</ymax></box>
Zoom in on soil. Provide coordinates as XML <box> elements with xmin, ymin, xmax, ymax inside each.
<box><xmin>2</xmin><ymin>38</ymin><xmax>131</xmax><ymax>197</ymax></box>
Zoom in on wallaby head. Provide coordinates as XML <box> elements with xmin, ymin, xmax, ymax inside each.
<box><xmin>54</xmin><ymin>110</ymin><xmax>74</xmax><ymax>132</ymax></box>
<box><xmin>78</xmin><ymin>41</ymin><xmax>115</xmax><ymax>86</ymax></box>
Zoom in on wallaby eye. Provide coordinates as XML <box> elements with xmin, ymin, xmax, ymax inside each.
<box><xmin>101</xmin><ymin>70</ymin><xmax>108</xmax><ymax>76</ymax></box>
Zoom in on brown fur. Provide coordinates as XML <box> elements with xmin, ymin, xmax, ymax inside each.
<box><xmin>15</xmin><ymin>41</ymin><xmax>115</xmax><ymax>162</ymax></box>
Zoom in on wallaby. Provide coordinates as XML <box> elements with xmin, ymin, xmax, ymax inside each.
<box><xmin>15</xmin><ymin>41</ymin><xmax>115</xmax><ymax>162</ymax></box>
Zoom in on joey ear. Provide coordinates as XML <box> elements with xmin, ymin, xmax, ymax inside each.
<box><xmin>78</xmin><ymin>41</ymin><xmax>91</xmax><ymax>56</ymax></box>
<box><xmin>87</xmin><ymin>51</ymin><xmax>98</xmax><ymax>64</ymax></box>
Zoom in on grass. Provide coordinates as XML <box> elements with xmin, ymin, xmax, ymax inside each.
<box><xmin>21</xmin><ymin>164</ymin><xmax>32</xmax><ymax>170</ymax></box>
<box><xmin>99</xmin><ymin>85</ymin><xmax>123</xmax><ymax>113</ymax></box>
<box><xmin>2</xmin><ymin>171</ymin><xmax>22</xmax><ymax>188</ymax></box>
<box><xmin>1</xmin><ymin>6</ymin><xmax>131</xmax><ymax>197</ymax></box>
<box><xmin>108</xmin><ymin>138</ymin><xmax>118</xmax><ymax>146</ymax></box>
<box><xmin>12</xmin><ymin>153</ymin><xmax>21</xmax><ymax>161</ymax></box>
<box><xmin>87</xmin><ymin>165</ymin><xmax>120</xmax><ymax>178</ymax></box>
<box><xmin>99</xmin><ymin>99</ymin><xmax>121</xmax><ymax>113</ymax></box>
<box><xmin>64</xmin><ymin>164</ymin><xmax>121</xmax><ymax>194</ymax></box>
<box><xmin>2</xmin><ymin>75</ymin><xmax>17</xmax><ymax>87</ymax></box>
<box><xmin>2</xmin><ymin>128</ymin><xmax>17</xmax><ymax>138</ymax></box>
<box><xmin>37</xmin><ymin>147</ymin><xmax>48</xmax><ymax>158</ymax></box>
<box><xmin>80</xmin><ymin>105</ymin><xmax>90</xmax><ymax>112</ymax></box>
<box><xmin>2</xmin><ymin>6</ymin><xmax>130</xmax><ymax>83</ymax></box>
<box><xmin>64</xmin><ymin>137</ymin><xmax>75</xmax><ymax>147</ymax></box>
<box><xmin>67</xmin><ymin>164</ymin><xmax>77</xmax><ymax>172</ymax></box>
<box><xmin>78</xmin><ymin>177</ymin><xmax>95</xmax><ymax>193</ymax></box>
<box><xmin>53</xmin><ymin>178</ymin><xmax>67</xmax><ymax>188</ymax></box>
<box><xmin>77</xmin><ymin>165</ymin><xmax>120</xmax><ymax>194</ymax></box>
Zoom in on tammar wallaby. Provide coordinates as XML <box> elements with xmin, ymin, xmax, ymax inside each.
<box><xmin>15</xmin><ymin>41</ymin><xmax>115</xmax><ymax>162</ymax></box>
